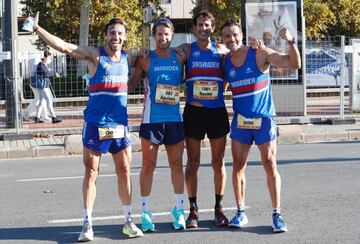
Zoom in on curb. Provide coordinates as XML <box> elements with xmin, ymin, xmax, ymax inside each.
<box><xmin>1</xmin><ymin>129</ymin><xmax>360</xmax><ymax>160</ymax></box>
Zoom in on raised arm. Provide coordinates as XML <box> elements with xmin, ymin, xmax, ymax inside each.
<box><xmin>265</xmin><ymin>27</ymin><xmax>301</xmax><ymax>69</ymax></box>
<box><xmin>33</xmin><ymin>12</ymin><xmax>98</xmax><ymax>63</ymax></box>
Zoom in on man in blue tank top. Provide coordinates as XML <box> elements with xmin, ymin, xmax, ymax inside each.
<box><xmin>128</xmin><ymin>18</ymin><xmax>187</xmax><ymax>232</ymax></box>
<box><xmin>177</xmin><ymin>10</ymin><xmax>231</xmax><ymax>229</ymax></box>
<box><xmin>221</xmin><ymin>19</ymin><xmax>301</xmax><ymax>233</ymax></box>
<box><xmin>28</xmin><ymin>12</ymin><xmax>144</xmax><ymax>241</ymax></box>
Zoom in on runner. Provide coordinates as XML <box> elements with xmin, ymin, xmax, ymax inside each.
<box><xmin>178</xmin><ymin>10</ymin><xmax>230</xmax><ymax>228</ymax></box>
<box><xmin>221</xmin><ymin>19</ymin><xmax>301</xmax><ymax>232</ymax></box>
<box><xmin>128</xmin><ymin>18</ymin><xmax>186</xmax><ymax>231</ymax></box>
<box><xmin>23</xmin><ymin>12</ymin><xmax>144</xmax><ymax>241</ymax></box>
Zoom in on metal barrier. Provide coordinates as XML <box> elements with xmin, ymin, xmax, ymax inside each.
<box><xmin>1</xmin><ymin>36</ymin><xmax>359</xmax><ymax>133</ymax></box>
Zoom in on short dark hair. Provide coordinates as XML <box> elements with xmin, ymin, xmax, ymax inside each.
<box><xmin>192</xmin><ymin>10</ymin><xmax>215</xmax><ymax>27</ymax></box>
<box><xmin>43</xmin><ymin>50</ymin><xmax>51</xmax><ymax>58</ymax></box>
<box><xmin>104</xmin><ymin>18</ymin><xmax>128</xmax><ymax>33</ymax></box>
<box><xmin>152</xmin><ymin>18</ymin><xmax>174</xmax><ymax>36</ymax></box>
<box><xmin>221</xmin><ymin>19</ymin><xmax>242</xmax><ymax>33</ymax></box>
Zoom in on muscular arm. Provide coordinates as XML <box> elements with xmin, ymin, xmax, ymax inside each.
<box><xmin>265</xmin><ymin>44</ymin><xmax>301</xmax><ymax>69</ymax></box>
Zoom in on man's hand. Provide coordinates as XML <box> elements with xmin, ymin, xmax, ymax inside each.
<box><xmin>248</xmin><ymin>36</ymin><xmax>265</xmax><ymax>49</ymax></box>
<box><xmin>278</xmin><ymin>27</ymin><xmax>294</xmax><ymax>43</ymax></box>
<box><xmin>138</xmin><ymin>48</ymin><xmax>149</xmax><ymax>58</ymax></box>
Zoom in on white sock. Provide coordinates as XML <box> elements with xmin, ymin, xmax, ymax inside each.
<box><xmin>83</xmin><ymin>208</ymin><xmax>92</xmax><ymax>225</ymax></box>
<box><xmin>273</xmin><ymin>208</ymin><xmax>281</xmax><ymax>214</ymax></box>
<box><xmin>237</xmin><ymin>204</ymin><xmax>245</xmax><ymax>212</ymax></box>
<box><xmin>141</xmin><ymin>196</ymin><xmax>150</xmax><ymax>212</ymax></box>
<box><xmin>123</xmin><ymin>205</ymin><xmax>132</xmax><ymax>222</ymax></box>
<box><xmin>175</xmin><ymin>193</ymin><xmax>184</xmax><ymax>210</ymax></box>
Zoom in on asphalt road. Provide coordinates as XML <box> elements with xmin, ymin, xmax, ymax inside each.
<box><xmin>1</xmin><ymin>142</ymin><xmax>360</xmax><ymax>244</ymax></box>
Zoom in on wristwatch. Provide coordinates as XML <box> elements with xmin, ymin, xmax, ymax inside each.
<box><xmin>287</xmin><ymin>38</ymin><xmax>295</xmax><ymax>45</ymax></box>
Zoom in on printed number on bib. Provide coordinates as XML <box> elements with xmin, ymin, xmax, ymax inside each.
<box><xmin>155</xmin><ymin>84</ymin><xmax>180</xmax><ymax>105</ymax></box>
<box><xmin>98</xmin><ymin>125</ymin><xmax>125</xmax><ymax>140</ymax></box>
<box><xmin>193</xmin><ymin>80</ymin><xmax>218</xmax><ymax>100</ymax></box>
<box><xmin>237</xmin><ymin>114</ymin><xmax>262</xmax><ymax>130</ymax></box>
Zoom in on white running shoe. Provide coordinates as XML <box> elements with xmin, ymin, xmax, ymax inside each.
<box><xmin>122</xmin><ymin>219</ymin><xmax>144</xmax><ymax>238</ymax></box>
<box><xmin>78</xmin><ymin>222</ymin><xmax>94</xmax><ymax>242</ymax></box>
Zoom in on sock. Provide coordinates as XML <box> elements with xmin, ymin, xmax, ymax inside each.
<box><xmin>175</xmin><ymin>194</ymin><xmax>184</xmax><ymax>210</ymax></box>
<box><xmin>123</xmin><ymin>205</ymin><xmax>132</xmax><ymax>222</ymax></box>
<box><xmin>189</xmin><ymin>196</ymin><xmax>198</xmax><ymax>212</ymax></box>
<box><xmin>215</xmin><ymin>194</ymin><xmax>223</xmax><ymax>210</ymax></box>
<box><xmin>141</xmin><ymin>196</ymin><xmax>150</xmax><ymax>212</ymax></box>
<box><xmin>237</xmin><ymin>204</ymin><xmax>245</xmax><ymax>212</ymax></box>
<box><xmin>273</xmin><ymin>208</ymin><xmax>281</xmax><ymax>215</ymax></box>
<box><xmin>83</xmin><ymin>208</ymin><xmax>92</xmax><ymax>225</ymax></box>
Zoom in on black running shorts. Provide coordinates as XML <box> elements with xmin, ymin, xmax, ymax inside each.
<box><xmin>183</xmin><ymin>103</ymin><xmax>230</xmax><ymax>140</ymax></box>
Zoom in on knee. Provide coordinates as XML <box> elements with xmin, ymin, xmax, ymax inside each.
<box><xmin>186</xmin><ymin>160</ymin><xmax>199</xmax><ymax>175</ymax></box>
<box><xmin>232</xmin><ymin>160</ymin><xmax>246</xmax><ymax>172</ymax></box>
<box><xmin>212</xmin><ymin>160</ymin><xmax>225</xmax><ymax>173</ymax></box>
<box><xmin>85</xmin><ymin>167</ymin><xmax>98</xmax><ymax>181</ymax></box>
<box><xmin>142</xmin><ymin>161</ymin><xmax>156</xmax><ymax>175</ymax></box>
<box><xmin>115</xmin><ymin>163</ymin><xmax>130</xmax><ymax>176</ymax></box>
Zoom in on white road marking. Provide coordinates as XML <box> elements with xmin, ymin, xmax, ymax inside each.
<box><xmin>48</xmin><ymin>207</ymin><xmax>247</xmax><ymax>224</ymax></box>
<box><xmin>17</xmin><ymin>173</ymin><xmax>140</xmax><ymax>182</ymax></box>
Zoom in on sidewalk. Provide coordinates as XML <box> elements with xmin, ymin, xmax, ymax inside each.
<box><xmin>1</xmin><ymin>117</ymin><xmax>360</xmax><ymax>160</ymax></box>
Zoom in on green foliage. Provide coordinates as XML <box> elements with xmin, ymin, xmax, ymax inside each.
<box><xmin>304</xmin><ymin>0</ymin><xmax>360</xmax><ymax>38</ymax></box>
<box><xmin>20</xmin><ymin>0</ymin><xmax>145</xmax><ymax>49</ymax></box>
<box><xmin>304</xmin><ymin>0</ymin><xmax>336</xmax><ymax>39</ymax></box>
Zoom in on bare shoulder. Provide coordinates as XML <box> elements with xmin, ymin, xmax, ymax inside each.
<box><xmin>216</xmin><ymin>43</ymin><xmax>229</xmax><ymax>55</ymax></box>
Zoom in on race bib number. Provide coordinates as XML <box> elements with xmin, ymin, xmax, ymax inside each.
<box><xmin>193</xmin><ymin>80</ymin><xmax>218</xmax><ymax>100</ymax></box>
<box><xmin>155</xmin><ymin>84</ymin><xmax>180</xmax><ymax>105</ymax></box>
<box><xmin>98</xmin><ymin>125</ymin><xmax>125</xmax><ymax>140</ymax></box>
<box><xmin>237</xmin><ymin>114</ymin><xmax>262</xmax><ymax>130</ymax></box>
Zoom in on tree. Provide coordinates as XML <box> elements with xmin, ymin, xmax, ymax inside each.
<box><xmin>20</xmin><ymin>0</ymin><xmax>144</xmax><ymax>49</ymax></box>
<box><xmin>303</xmin><ymin>0</ymin><xmax>336</xmax><ymax>39</ymax></box>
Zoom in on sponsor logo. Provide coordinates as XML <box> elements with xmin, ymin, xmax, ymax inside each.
<box><xmin>229</xmin><ymin>69</ymin><xmax>236</xmax><ymax>78</ymax></box>
<box><xmin>191</xmin><ymin>61</ymin><xmax>220</xmax><ymax>69</ymax></box>
<box><xmin>154</xmin><ymin>65</ymin><xmax>180</xmax><ymax>72</ymax></box>
<box><xmin>246</xmin><ymin>67</ymin><xmax>252</xmax><ymax>73</ymax></box>
<box><xmin>192</xmin><ymin>51</ymin><xmax>201</xmax><ymax>57</ymax></box>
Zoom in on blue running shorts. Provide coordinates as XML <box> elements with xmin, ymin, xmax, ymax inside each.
<box><xmin>230</xmin><ymin>115</ymin><xmax>277</xmax><ymax>145</ymax></box>
<box><xmin>82</xmin><ymin>122</ymin><xmax>131</xmax><ymax>154</ymax></box>
<box><xmin>139</xmin><ymin>122</ymin><xmax>185</xmax><ymax>145</ymax></box>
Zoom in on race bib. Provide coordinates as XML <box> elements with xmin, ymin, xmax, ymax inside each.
<box><xmin>237</xmin><ymin>114</ymin><xmax>262</xmax><ymax>130</ymax></box>
<box><xmin>98</xmin><ymin>125</ymin><xmax>125</xmax><ymax>140</ymax></box>
<box><xmin>155</xmin><ymin>84</ymin><xmax>180</xmax><ymax>105</ymax></box>
<box><xmin>193</xmin><ymin>80</ymin><xmax>218</xmax><ymax>100</ymax></box>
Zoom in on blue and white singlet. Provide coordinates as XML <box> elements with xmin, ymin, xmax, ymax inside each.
<box><xmin>185</xmin><ymin>42</ymin><xmax>225</xmax><ymax>108</ymax></box>
<box><xmin>84</xmin><ymin>47</ymin><xmax>129</xmax><ymax>126</ymax></box>
<box><xmin>142</xmin><ymin>50</ymin><xmax>183</xmax><ymax>123</ymax></box>
<box><xmin>224</xmin><ymin>48</ymin><xmax>276</xmax><ymax>118</ymax></box>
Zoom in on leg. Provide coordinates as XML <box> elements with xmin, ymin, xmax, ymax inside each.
<box><xmin>82</xmin><ymin>146</ymin><xmax>101</xmax><ymax>210</ymax></box>
<box><xmin>140</xmin><ymin>138</ymin><xmax>159</xmax><ymax>197</ymax></box>
<box><xmin>209</xmin><ymin>136</ymin><xmax>227</xmax><ymax>196</ymax></box>
<box><xmin>231</xmin><ymin>140</ymin><xmax>251</xmax><ymax>208</ymax></box>
<box><xmin>257</xmin><ymin>141</ymin><xmax>280</xmax><ymax>208</ymax></box>
<box><xmin>165</xmin><ymin>140</ymin><xmax>185</xmax><ymax>194</ymax></box>
<box><xmin>112</xmin><ymin>146</ymin><xmax>132</xmax><ymax>205</ymax></box>
<box><xmin>185</xmin><ymin>137</ymin><xmax>201</xmax><ymax>198</ymax></box>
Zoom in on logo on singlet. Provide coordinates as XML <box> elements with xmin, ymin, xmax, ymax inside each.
<box><xmin>229</xmin><ymin>69</ymin><xmax>236</xmax><ymax>78</ymax></box>
<box><xmin>246</xmin><ymin>67</ymin><xmax>253</xmax><ymax>73</ymax></box>
<box><xmin>192</xmin><ymin>51</ymin><xmax>201</xmax><ymax>57</ymax></box>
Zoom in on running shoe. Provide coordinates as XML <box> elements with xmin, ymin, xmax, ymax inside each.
<box><xmin>171</xmin><ymin>207</ymin><xmax>186</xmax><ymax>230</ymax></box>
<box><xmin>214</xmin><ymin>209</ymin><xmax>229</xmax><ymax>227</ymax></box>
<box><xmin>141</xmin><ymin>210</ymin><xmax>155</xmax><ymax>232</ymax></box>
<box><xmin>229</xmin><ymin>210</ymin><xmax>248</xmax><ymax>228</ymax></box>
<box><xmin>272</xmin><ymin>213</ymin><xmax>288</xmax><ymax>233</ymax></box>
<box><xmin>78</xmin><ymin>221</ymin><xmax>94</xmax><ymax>242</ymax></box>
<box><xmin>122</xmin><ymin>219</ymin><xmax>144</xmax><ymax>238</ymax></box>
<box><xmin>186</xmin><ymin>210</ymin><xmax>199</xmax><ymax>228</ymax></box>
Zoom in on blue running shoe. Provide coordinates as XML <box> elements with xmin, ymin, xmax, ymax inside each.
<box><xmin>229</xmin><ymin>210</ymin><xmax>248</xmax><ymax>228</ymax></box>
<box><xmin>171</xmin><ymin>207</ymin><xmax>186</xmax><ymax>230</ymax></box>
<box><xmin>272</xmin><ymin>213</ymin><xmax>288</xmax><ymax>233</ymax></box>
<box><xmin>141</xmin><ymin>210</ymin><xmax>155</xmax><ymax>232</ymax></box>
